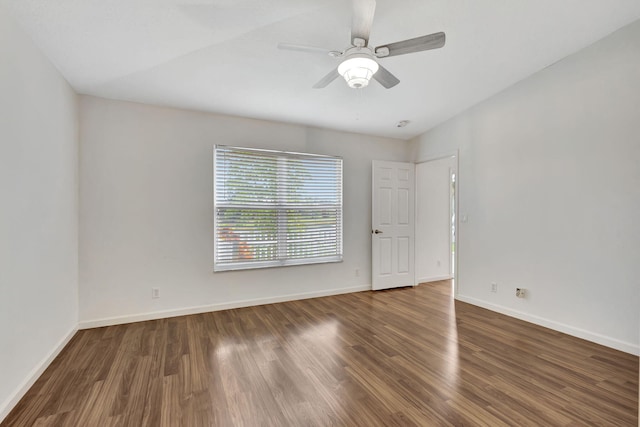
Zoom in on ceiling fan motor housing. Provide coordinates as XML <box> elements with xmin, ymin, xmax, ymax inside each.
<box><xmin>338</xmin><ymin>50</ymin><xmax>379</xmax><ymax>88</ymax></box>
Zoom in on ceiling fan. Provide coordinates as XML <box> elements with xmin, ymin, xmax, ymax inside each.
<box><xmin>278</xmin><ymin>0</ymin><xmax>445</xmax><ymax>89</ymax></box>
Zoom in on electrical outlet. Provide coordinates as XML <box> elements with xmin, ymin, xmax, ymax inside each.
<box><xmin>516</xmin><ymin>288</ymin><xmax>526</xmax><ymax>298</ymax></box>
<box><xmin>355</xmin><ymin>268</ymin><xmax>360</xmax><ymax>277</ymax></box>
<box><xmin>152</xmin><ymin>288</ymin><xmax>160</xmax><ymax>299</ymax></box>
<box><xmin>491</xmin><ymin>282</ymin><xmax>498</xmax><ymax>293</ymax></box>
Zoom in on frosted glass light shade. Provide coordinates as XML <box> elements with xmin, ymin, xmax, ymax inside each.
<box><xmin>337</xmin><ymin>56</ymin><xmax>379</xmax><ymax>88</ymax></box>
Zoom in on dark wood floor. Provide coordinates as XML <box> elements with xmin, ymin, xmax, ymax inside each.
<box><xmin>3</xmin><ymin>281</ymin><xmax>638</xmax><ymax>426</ymax></box>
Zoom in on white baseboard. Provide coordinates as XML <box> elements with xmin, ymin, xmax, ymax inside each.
<box><xmin>456</xmin><ymin>295</ymin><xmax>639</xmax><ymax>356</ymax></box>
<box><xmin>0</xmin><ymin>326</ymin><xmax>77</xmax><ymax>423</ymax></box>
<box><xmin>417</xmin><ymin>275</ymin><xmax>453</xmax><ymax>284</ymax></box>
<box><xmin>79</xmin><ymin>284</ymin><xmax>372</xmax><ymax>329</ymax></box>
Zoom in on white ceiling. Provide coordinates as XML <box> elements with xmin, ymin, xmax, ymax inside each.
<box><xmin>3</xmin><ymin>1</ymin><xmax>640</xmax><ymax>139</ymax></box>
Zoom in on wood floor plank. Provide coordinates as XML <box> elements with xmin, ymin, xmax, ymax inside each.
<box><xmin>2</xmin><ymin>280</ymin><xmax>638</xmax><ymax>426</ymax></box>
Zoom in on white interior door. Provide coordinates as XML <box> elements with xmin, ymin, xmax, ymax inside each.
<box><xmin>372</xmin><ymin>161</ymin><xmax>415</xmax><ymax>290</ymax></box>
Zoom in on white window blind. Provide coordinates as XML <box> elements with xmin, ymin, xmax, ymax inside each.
<box><xmin>214</xmin><ymin>145</ymin><xmax>343</xmax><ymax>271</ymax></box>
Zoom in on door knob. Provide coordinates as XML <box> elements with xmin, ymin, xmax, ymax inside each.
<box><xmin>372</xmin><ymin>229</ymin><xmax>383</xmax><ymax>234</ymax></box>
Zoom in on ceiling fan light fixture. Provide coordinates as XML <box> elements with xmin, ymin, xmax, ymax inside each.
<box><xmin>337</xmin><ymin>55</ymin><xmax>379</xmax><ymax>88</ymax></box>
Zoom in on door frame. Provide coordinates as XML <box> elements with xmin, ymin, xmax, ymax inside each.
<box><xmin>415</xmin><ymin>150</ymin><xmax>459</xmax><ymax>297</ymax></box>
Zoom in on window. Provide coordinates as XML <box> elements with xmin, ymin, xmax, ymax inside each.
<box><xmin>214</xmin><ymin>145</ymin><xmax>343</xmax><ymax>271</ymax></box>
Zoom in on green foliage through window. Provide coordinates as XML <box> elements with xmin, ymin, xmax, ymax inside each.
<box><xmin>214</xmin><ymin>145</ymin><xmax>343</xmax><ymax>271</ymax></box>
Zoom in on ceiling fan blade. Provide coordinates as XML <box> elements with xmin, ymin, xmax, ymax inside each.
<box><xmin>278</xmin><ymin>42</ymin><xmax>333</xmax><ymax>55</ymax></box>
<box><xmin>373</xmin><ymin>65</ymin><xmax>400</xmax><ymax>89</ymax></box>
<box><xmin>351</xmin><ymin>0</ymin><xmax>376</xmax><ymax>46</ymax></box>
<box><xmin>376</xmin><ymin>32</ymin><xmax>445</xmax><ymax>57</ymax></box>
<box><xmin>313</xmin><ymin>68</ymin><xmax>340</xmax><ymax>89</ymax></box>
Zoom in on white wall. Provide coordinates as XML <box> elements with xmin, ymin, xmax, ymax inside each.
<box><xmin>416</xmin><ymin>156</ymin><xmax>456</xmax><ymax>284</ymax></box>
<box><xmin>412</xmin><ymin>20</ymin><xmax>640</xmax><ymax>354</ymax></box>
<box><xmin>79</xmin><ymin>96</ymin><xmax>411</xmax><ymax>326</ymax></box>
<box><xmin>0</xmin><ymin>7</ymin><xmax>79</xmax><ymax>420</ymax></box>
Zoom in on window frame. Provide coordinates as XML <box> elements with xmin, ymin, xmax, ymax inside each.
<box><xmin>213</xmin><ymin>145</ymin><xmax>343</xmax><ymax>272</ymax></box>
